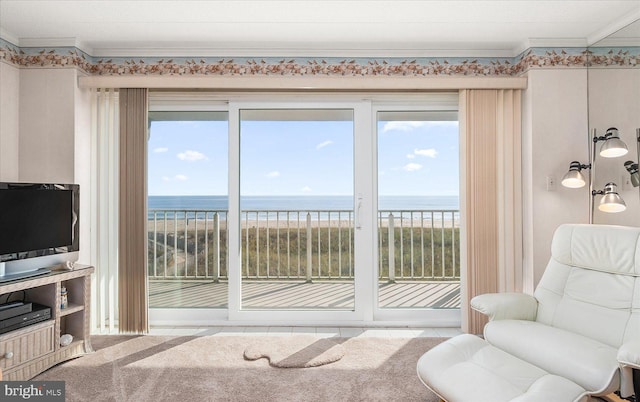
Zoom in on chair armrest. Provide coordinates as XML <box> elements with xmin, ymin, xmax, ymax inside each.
<box><xmin>470</xmin><ymin>293</ymin><xmax>538</xmax><ymax>321</ymax></box>
<box><xmin>619</xmin><ymin>341</ymin><xmax>640</xmax><ymax>368</ymax></box>
<box><xmin>617</xmin><ymin>341</ymin><xmax>640</xmax><ymax>398</ymax></box>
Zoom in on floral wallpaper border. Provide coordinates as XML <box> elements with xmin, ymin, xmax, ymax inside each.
<box><xmin>1</xmin><ymin>38</ymin><xmax>638</xmax><ymax>77</ymax></box>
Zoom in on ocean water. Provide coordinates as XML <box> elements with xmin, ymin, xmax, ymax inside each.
<box><xmin>148</xmin><ymin>195</ymin><xmax>459</xmax><ymax>211</ymax></box>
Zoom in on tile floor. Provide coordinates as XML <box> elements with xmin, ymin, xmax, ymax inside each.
<box><xmin>147</xmin><ymin>326</ymin><xmax>463</xmax><ymax>338</ymax></box>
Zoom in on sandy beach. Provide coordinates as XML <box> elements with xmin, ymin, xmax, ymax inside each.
<box><xmin>147</xmin><ymin>214</ymin><xmax>460</xmax><ymax>232</ymax></box>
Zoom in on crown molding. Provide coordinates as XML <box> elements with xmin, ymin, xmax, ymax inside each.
<box><xmin>28</xmin><ymin>39</ymin><xmax>518</xmax><ymax>59</ymax></box>
<box><xmin>514</xmin><ymin>38</ymin><xmax>588</xmax><ymax>56</ymax></box>
<box><xmin>17</xmin><ymin>37</ymin><xmax>93</xmax><ymax>54</ymax></box>
<box><xmin>0</xmin><ymin>29</ymin><xmax>19</xmax><ymax>47</ymax></box>
<box><xmin>593</xmin><ymin>37</ymin><xmax>640</xmax><ymax>47</ymax></box>
<box><xmin>587</xmin><ymin>12</ymin><xmax>640</xmax><ymax>46</ymax></box>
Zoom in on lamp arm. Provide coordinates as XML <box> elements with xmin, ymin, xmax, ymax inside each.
<box><xmin>590</xmin><ymin>128</ymin><xmax>597</xmax><ymax>224</ymax></box>
<box><xmin>637</xmin><ymin>128</ymin><xmax>639</xmax><ymax>201</ymax></box>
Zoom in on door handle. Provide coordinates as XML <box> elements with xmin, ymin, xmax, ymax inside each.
<box><xmin>356</xmin><ymin>193</ymin><xmax>363</xmax><ymax>229</ymax></box>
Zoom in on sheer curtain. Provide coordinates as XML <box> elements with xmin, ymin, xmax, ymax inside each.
<box><xmin>90</xmin><ymin>88</ymin><xmax>119</xmax><ymax>333</ymax></box>
<box><xmin>90</xmin><ymin>88</ymin><xmax>149</xmax><ymax>334</ymax></box>
<box><xmin>459</xmin><ymin>89</ymin><xmax>523</xmax><ymax>334</ymax></box>
<box><xmin>118</xmin><ymin>88</ymin><xmax>149</xmax><ymax>334</ymax></box>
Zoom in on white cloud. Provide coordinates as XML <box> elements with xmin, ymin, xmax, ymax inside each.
<box><xmin>316</xmin><ymin>140</ymin><xmax>334</xmax><ymax>149</ymax></box>
<box><xmin>414</xmin><ymin>148</ymin><xmax>438</xmax><ymax>158</ymax></box>
<box><xmin>154</xmin><ymin>147</ymin><xmax>169</xmax><ymax>153</ymax></box>
<box><xmin>177</xmin><ymin>150</ymin><xmax>207</xmax><ymax>161</ymax></box>
<box><xmin>266</xmin><ymin>171</ymin><xmax>280</xmax><ymax>178</ymax></box>
<box><xmin>403</xmin><ymin>163</ymin><xmax>423</xmax><ymax>172</ymax></box>
<box><xmin>301</xmin><ymin>186</ymin><xmax>312</xmax><ymax>192</ymax></box>
<box><xmin>162</xmin><ymin>176</ymin><xmax>171</xmax><ymax>182</ymax></box>
<box><xmin>175</xmin><ymin>174</ymin><xmax>188</xmax><ymax>181</ymax></box>
<box><xmin>406</xmin><ymin>154</ymin><xmax>416</xmax><ymax>159</ymax></box>
<box><xmin>382</xmin><ymin>120</ymin><xmax>458</xmax><ymax>133</ymax></box>
<box><xmin>382</xmin><ymin>121</ymin><xmax>428</xmax><ymax>133</ymax></box>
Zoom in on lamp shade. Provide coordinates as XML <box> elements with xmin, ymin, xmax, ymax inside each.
<box><xmin>598</xmin><ymin>182</ymin><xmax>626</xmax><ymax>213</ymax></box>
<box><xmin>561</xmin><ymin>161</ymin><xmax>587</xmax><ymax>188</ymax></box>
<box><xmin>599</xmin><ymin>128</ymin><xmax>629</xmax><ymax>158</ymax></box>
<box><xmin>624</xmin><ymin>161</ymin><xmax>640</xmax><ymax>187</ymax></box>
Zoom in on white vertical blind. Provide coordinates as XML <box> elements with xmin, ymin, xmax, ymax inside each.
<box><xmin>459</xmin><ymin>89</ymin><xmax>523</xmax><ymax>335</ymax></box>
<box><xmin>90</xmin><ymin>88</ymin><xmax>119</xmax><ymax>334</ymax></box>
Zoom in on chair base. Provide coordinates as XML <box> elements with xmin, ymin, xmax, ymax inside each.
<box><xmin>417</xmin><ymin>334</ymin><xmax>588</xmax><ymax>402</ymax></box>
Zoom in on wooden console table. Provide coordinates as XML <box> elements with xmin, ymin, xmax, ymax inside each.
<box><xmin>0</xmin><ymin>265</ymin><xmax>94</xmax><ymax>380</ymax></box>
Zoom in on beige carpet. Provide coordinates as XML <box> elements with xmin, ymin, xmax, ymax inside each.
<box><xmin>34</xmin><ymin>335</ymin><xmax>445</xmax><ymax>402</ymax></box>
<box><xmin>244</xmin><ymin>336</ymin><xmax>345</xmax><ymax>368</ymax></box>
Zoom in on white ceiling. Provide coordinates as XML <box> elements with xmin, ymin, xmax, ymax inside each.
<box><xmin>1</xmin><ymin>0</ymin><xmax>639</xmax><ymax>57</ymax></box>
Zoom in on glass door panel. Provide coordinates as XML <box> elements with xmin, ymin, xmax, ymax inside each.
<box><xmin>376</xmin><ymin>111</ymin><xmax>460</xmax><ymax>310</ymax></box>
<box><xmin>239</xmin><ymin>109</ymin><xmax>355</xmax><ymax>310</ymax></box>
<box><xmin>147</xmin><ymin>111</ymin><xmax>229</xmax><ymax>309</ymax></box>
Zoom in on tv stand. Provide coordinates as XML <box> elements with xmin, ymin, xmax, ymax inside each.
<box><xmin>0</xmin><ymin>264</ymin><xmax>93</xmax><ymax>380</ymax></box>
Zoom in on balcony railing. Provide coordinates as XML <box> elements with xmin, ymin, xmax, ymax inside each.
<box><xmin>148</xmin><ymin>209</ymin><xmax>460</xmax><ymax>281</ymax></box>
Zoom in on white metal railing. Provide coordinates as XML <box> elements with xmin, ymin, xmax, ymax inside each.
<box><xmin>147</xmin><ymin>209</ymin><xmax>460</xmax><ymax>281</ymax></box>
<box><xmin>148</xmin><ymin>210</ymin><xmax>227</xmax><ymax>281</ymax></box>
<box><xmin>241</xmin><ymin>210</ymin><xmax>354</xmax><ymax>280</ymax></box>
<box><xmin>378</xmin><ymin>210</ymin><xmax>459</xmax><ymax>281</ymax></box>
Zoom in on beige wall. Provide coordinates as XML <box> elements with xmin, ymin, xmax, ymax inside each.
<box><xmin>18</xmin><ymin>69</ymin><xmax>77</xmax><ymax>183</ymax></box>
<box><xmin>14</xmin><ymin>68</ymin><xmax>93</xmax><ymax>262</ymax></box>
<box><xmin>522</xmin><ymin>68</ymin><xmax>590</xmax><ymax>287</ymax></box>
<box><xmin>6</xmin><ymin>65</ymin><xmax>634</xmax><ymax>291</ymax></box>
<box><xmin>0</xmin><ymin>62</ymin><xmax>20</xmax><ymax>181</ymax></box>
<box><xmin>521</xmin><ymin>68</ymin><xmax>640</xmax><ymax>288</ymax></box>
<box><xmin>74</xmin><ymin>77</ymin><xmax>93</xmax><ymax>264</ymax></box>
<box><xmin>588</xmin><ymin>68</ymin><xmax>640</xmax><ymax>227</ymax></box>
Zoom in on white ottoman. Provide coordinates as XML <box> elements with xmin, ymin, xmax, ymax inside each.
<box><xmin>417</xmin><ymin>334</ymin><xmax>588</xmax><ymax>402</ymax></box>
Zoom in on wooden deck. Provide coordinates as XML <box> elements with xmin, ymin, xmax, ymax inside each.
<box><xmin>149</xmin><ymin>280</ymin><xmax>460</xmax><ymax>309</ymax></box>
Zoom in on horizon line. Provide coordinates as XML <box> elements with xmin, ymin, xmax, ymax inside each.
<box><xmin>148</xmin><ymin>194</ymin><xmax>460</xmax><ymax>197</ymax></box>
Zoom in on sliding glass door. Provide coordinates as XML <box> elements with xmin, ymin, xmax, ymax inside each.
<box><xmin>375</xmin><ymin>109</ymin><xmax>460</xmax><ymax>316</ymax></box>
<box><xmin>238</xmin><ymin>109</ymin><xmax>355</xmax><ymax>310</ymax></box>
<box><xmin>147</xmin><ymin>110</ymin><xmax>229</xmax><ymax>314</ymax></box>
<box><xmin>147</xmin><ymin>96</ymin><xmax>461</xmax><ymax>326</ymax></box>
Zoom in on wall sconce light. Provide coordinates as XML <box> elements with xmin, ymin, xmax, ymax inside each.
<box><xmin>593</xmin><ymin>182</ymin><xmax>626</xmax><ymax>213</ymax></box>
<box><xmin>622</xmin><ymin>129</ymin><xmax>640</xmax><ymax>191</ymax></box>
<box><xmin>624</xmin><ymin>161</ymin><xmax>639</xmax><ymax>187</ymax></box>
<box><xmin>598</xmin><ymin>127</ymin><xmax>628</xmax><ymax>158</ymax></box>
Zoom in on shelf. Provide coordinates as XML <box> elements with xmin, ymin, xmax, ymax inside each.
<box><xmin>60</xmin><ymin>339</ymin><xmax>83</xmax><ymax>350</ymax></box>
<box><xmin>0</xmin><ymin>265</ymin><xmax>94</xmax><ymax>380</ymax></box>
<box><xmin>59</xmin><ymin>303</ymin><xmax>84</xmax><ymax>317</ymax></box>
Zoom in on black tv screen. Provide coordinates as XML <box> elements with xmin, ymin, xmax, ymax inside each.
<box><xmin>0</xmin><ymin>183</ymin><xmax>79</xmax><ymax>262</ymax></box>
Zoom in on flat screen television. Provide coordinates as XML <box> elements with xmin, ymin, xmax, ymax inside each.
<box><xmin>0</xmin><ymin>183</ymin><xmax>79</xmax><ymax>281</ymax></box>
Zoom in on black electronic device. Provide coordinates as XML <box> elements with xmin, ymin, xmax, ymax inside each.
<box><xmin>0</xmin><ymin>182</ymin><xmax>79</xmax><ymax>281</ymax></box>
<box><xmin>0</xmin><ymin>301</ymin><xmax>33</xmax><ymax>320</ymax></box>
<box><xmin>0</xmin><ymin>303</ymin><xmax>51</xmax><ymax>334</ymax></box>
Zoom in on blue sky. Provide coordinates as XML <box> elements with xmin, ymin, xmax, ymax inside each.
<box><xmin>377</xmin><ymin>120</ymin><xmax>459</xmax><ymax>196</ymax></box>
<box><xmin>148</xmin><ymin>114</ymin><xmax>458</xmax><ymax>197</ymax></box>
<box><xmin>149</xmin><ymin>120</ymin><xmax>228</xmax><ymax>196</ymax></box>
<box><xmin>240</xmin><ymin>119</ymin><xmax>354</xmax><ymax>196</ymax></box>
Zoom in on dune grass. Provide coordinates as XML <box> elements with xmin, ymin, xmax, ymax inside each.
<box><xmin>149</xmin><ymin>225</ymin><xmax>460</xmax><ymax>281</ymax></box>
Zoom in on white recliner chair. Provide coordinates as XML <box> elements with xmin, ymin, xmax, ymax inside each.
<box><xmin>417</xmin><ymin>224</ymin><xmax>640</xmax><ymax>402</ymax></box>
